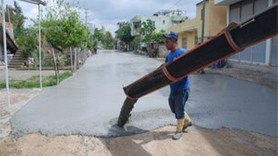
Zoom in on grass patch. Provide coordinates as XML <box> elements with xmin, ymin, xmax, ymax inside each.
<box><xmin>0</xmin><ymin>72</ymin><xmax>72</xmax><ymax>88</ymax></box>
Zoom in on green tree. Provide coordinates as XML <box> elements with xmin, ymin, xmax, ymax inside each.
<box><xmin>41</xmin><ymin>0</ymin><xmax>91</xmax><ymax>51</ymax></box>
<box><xmin>116</xmin><ymin>22</ymin><xmax>134</xmax><ymax>45</ymax></box>
<box><xmin>5</xmin><ymin>1</ymin><xmax>26</xmax><ymax>37</ymax></box>
<box><xmin>15</xmin><ymin>27</ymin><xmax>38</xmax><ymax>56</ymax></box>
<box><xmin>103</xmin><ymin>31</ymin><xmax>115</xmax><ymax>49</ymax></box>
<box><xmin>130</xmin><ymin>36</ymin><xmax>141</xmax><ymax>50</ymax></box>
<box><xmin>41</xmin><ymin>0</ymin><xmax>92</xmax><ymax>82</ymax></box>
<box><xmin>4</xmin><ymin>2</ymin><xmax>29</xmax><ymax>55</ymax></box>
<box><xmin>93</xmin><ymin>28</ymin><xmax>105</xmax><ymax>44</ymax></box>
<box><xmin>151</xmin><ymin>29</ymin><xmax>167</xmax><ymax>43</ymax></box>
<box><xmin>140</xmin><ymin>19</ymin><xmax>156</xmax><ymax>43</ymax></box>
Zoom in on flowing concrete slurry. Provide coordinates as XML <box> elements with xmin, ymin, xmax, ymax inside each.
<box><xmin>11</xmin><ymin>50</ymin><xmax>277</xmax><ymax>137</ymax></box>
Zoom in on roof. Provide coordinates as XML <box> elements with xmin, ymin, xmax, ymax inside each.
<box><xmin>19</xmin><ymin>0</ymin><xmax>46</xmax><ymax>6</ymax></box>
<box><xmin>0</xmin><ymin>25</ymin><xmax>18</xmax><ymax>53</ymax></box>
<box><xmin>196</xmin><ymin>0</ymin><xmax>209</xmax><ymax>6</ymax></box>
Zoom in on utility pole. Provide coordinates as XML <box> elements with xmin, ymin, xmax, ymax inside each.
<box><xmin>201</xmin><ymin>0</ymin><xmax>206</xmax><ymax>43</ymax></box>
<box><xmin>2</xmin><ymin>0</ymin><xmax>10</xmax><ymax>107</ymax></box>
<box><xmin>200</xmin><ymin>0</ymin><xmax>206</xmax><ymax>74</ymax></box>
<box><xmin>85</xmin><ymin>9</ymin><xmax>88</xmax><ymax>27</ymax></box>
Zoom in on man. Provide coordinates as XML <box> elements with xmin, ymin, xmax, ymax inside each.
<box><xmin>163</xmin><ymin>31</ymin><xmax>192</xmax><ymax>140</ymax></box>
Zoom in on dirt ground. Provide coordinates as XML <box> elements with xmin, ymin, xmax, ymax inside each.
<box><xmin>0</xmin><ymin>62</ymin><xmax>277</xmax><ymax>156</ymax></box>
<box><xmin>0</xmin><ymin>125</ymin><xmax>277</xmax><ymax>156</ymax></box>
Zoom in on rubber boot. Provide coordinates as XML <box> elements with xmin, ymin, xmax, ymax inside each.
<box><xmin>172</xmin><ymin>118</ymin><xmax>184</xmax><ymax>140</ymax></box>
<box><xmin>183</xmin><ymin>112</ymin><xmax>192</xmax><ymax>132</ymax></box>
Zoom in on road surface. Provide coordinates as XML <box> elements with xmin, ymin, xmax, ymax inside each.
<box><xmin>11</xmin><ymin>50</ymin><xmax>277</xmax><ymax>137</ymax></box>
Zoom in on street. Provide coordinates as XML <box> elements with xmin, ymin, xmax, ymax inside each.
<box><xmin>11</xmin><ymin>50</ymin><xmax>277</xmax><ymax>137</ymax></box>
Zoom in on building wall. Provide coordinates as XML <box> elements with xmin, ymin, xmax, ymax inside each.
<box><xmin>169</xmin><ymin>0</ymin><xmax>227</xmax><ymax>49</ymax></box>
<box><xmin>208</xmin><ymin>1</ymin><xmax>227</xmax><ymax>36</ymax></box>
<box><xmin>228</xmin><ymin>0</ymin><xmax>277</xmax><ymax>66</ymax></box>
<box><xmin>147</xmin><ymin>16</ymin><xmax>173</xmax><ymax>32</ymax></box>
<box><xmin>130</xmin><ymin>15</ymin><xmax>185</xmax><ymax>36</ymax></box>
<box><xmin>196</xmin><ymin>0</ymin><xmax>227</xmax><ymax>40</ymax></box>
<box><xmin>176</xmin><ymin>31</ymin><xmax>197</xmax><ymax>50</ymax></box>
<box><xmin>179</xmin><ymin>31</ymin><xmax>197</xmax><ymax>50</ymax></box>
<box><xmin>170</xmin><ymin>18</ymin><xmax>198</xmax><ymax>50</ymax></box>
<box><xmin>196</xmin><ymin>1</ymin><xmax>209</xmax><ymax>39</ymax></box>
<box><xmin>168</xmin><ymin>19</ymin><xmax>197</xmax><ymax>33</ymax></box>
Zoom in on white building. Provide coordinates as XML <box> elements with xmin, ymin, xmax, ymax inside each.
<box><xmin>130</xmin><ymin>10</ymin><xmax>188</xmax><ymax>36</ymax></box>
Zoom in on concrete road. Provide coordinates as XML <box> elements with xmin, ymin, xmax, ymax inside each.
<box><xmin>11</xmin><ymin>50</ymin><xmax>277</xmax><ymax>137</ymax></box>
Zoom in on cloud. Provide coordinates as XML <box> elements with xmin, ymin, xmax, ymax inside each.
<box><xmin>5</xmin><ymin>0</ymin><xmax>40</xmax><ymax>26</ymax></box>
<box><xmin>77</xmin><ymin>0</ymin><xmax>201</xmax><ymax>36</ymax></box>
<box><xmin>6</xmin><ymin>0</ymin><xmax>202</xmax><ymax>36</ymax></box>
<box><xmin>78</xmin><ymin>0</ymin><xmax>201</xmax><ymax>21</ymax></box>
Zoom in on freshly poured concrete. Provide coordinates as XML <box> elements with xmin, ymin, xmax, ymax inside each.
<box><xmin>11</xmin><ymin>50</ymin><xmax>277</xmax><ymax>137</ymax></box>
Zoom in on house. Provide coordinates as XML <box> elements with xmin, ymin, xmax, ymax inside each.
<box><xmin>0</xmin><ymin>20</ymin><xmax>18</xmax><ymax>64</ymax></box>
<box><xmin>168</xmin><ymin>0</ymin><xmax>227</xmax><ymax>50</ymax></box>
<box><xmin>215</xmin><ymin>0</ymin><xmax>278</xmax><ymax>66</ymax></box>
<box><xmin>130</xmin><ymin>10</ymin><xmax>188</xmax><ymax>36</ymax></box>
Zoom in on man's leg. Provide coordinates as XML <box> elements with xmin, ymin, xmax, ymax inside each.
<box><xmin>172</xmin><ymin>118</ymin><xmax>184</xmax><ymax>140</ymax></box>
<box><xmin>182</xmin><ymin>89</ymin><xmax>192</xmax><ymax>132</ymax></box>
<box><xmin>183</xmin><ymin>112</ymin><xmax>192</xmax><ymax>132</ymax></box>
<box><xmin>172</xmin><ymin>90</ymin><xmax>186</xmax><ymax>140</ymax></box>
<box><xmin>168</xmin><ymin>93</ymin><xmax>176</xmax><ymax>114</ymax></box>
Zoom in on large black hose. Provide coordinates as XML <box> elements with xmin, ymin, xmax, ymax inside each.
<box><xmin>117</xmin><ymin>5</ymin><xmax>278</xmax><ymax>127</ymax></box>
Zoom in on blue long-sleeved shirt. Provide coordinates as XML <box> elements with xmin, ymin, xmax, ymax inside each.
<box><xmin>165</xmin><ymin>47</ymin><xmax>189</xmax><ymax>93</ymax></box>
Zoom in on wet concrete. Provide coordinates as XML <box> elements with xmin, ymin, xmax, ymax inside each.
<box><xmin>187</xmin><ymin>74</ymin><xmax>277</xmax><ymax>136</ymax></box>
<box><xmin>11</xmin><ymin>50</ymin><xmax>277</xmax><ymax>137</ymax></box>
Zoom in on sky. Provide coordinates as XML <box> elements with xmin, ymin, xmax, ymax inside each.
<box><xmin>5</xmin><ymin>0</ymin><xmax>202</xmax><ymax>36</ymax></box>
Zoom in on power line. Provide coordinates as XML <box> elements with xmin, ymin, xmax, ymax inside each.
<box><xmin>168</xmin><ymin>0</ymin><xmax>184</xmax><ymax>10</ymax></box>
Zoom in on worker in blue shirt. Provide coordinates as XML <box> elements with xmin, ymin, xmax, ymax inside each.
<box><xmin>163</xmin><ymin>31</ymin><xmax>192</xmax><ymax>140</ymax></box>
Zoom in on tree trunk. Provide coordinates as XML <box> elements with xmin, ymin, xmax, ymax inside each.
<box><xmin>77</xmin><ymin>48</ymin><xmax>80</xmax><ymax>69</ymax></box>
<box><xmin>74</xmin><ymin>48</ymin><xmax>77</xmax><ymax>71</ymax></box>
<box><xmin>70</xmin><ymin>47</ymin><xmax>73</xmax><ymax>73</ymax></box>
<box><xmin>51</xmin><ymin>48</ymin><xmax>59</xmax><ymax>84</ymax></box>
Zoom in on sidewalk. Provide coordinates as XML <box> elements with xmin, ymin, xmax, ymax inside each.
<box><xmin>0</xmin><ymin>69</ymin><xmax>68</xmax><ymax>82</ymax></box>
<box><xmin>156</xmin><ymin>58</ymin><xmax>278</xmax><ymax>88</ymax></box>
<box><xmin>206</xmin><ymin>61</ymin><xmax>278</xmax><ymax>88</ymax></box>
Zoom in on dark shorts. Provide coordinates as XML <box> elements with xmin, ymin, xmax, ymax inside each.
<box><xmin>168</xmin><ymin>88</ymin><xmax>190</xmax><ymax>119</ymax></box>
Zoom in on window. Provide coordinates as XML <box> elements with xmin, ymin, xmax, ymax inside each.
<box><xmin>195</xmin><ymin>36</ymin><xmax>198</xmax><ymax>46</ymax></box>
<box><xmin>182</xmin><ymin>37</ymin><xmax>187</xmax><ymax>49</ymax></box>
